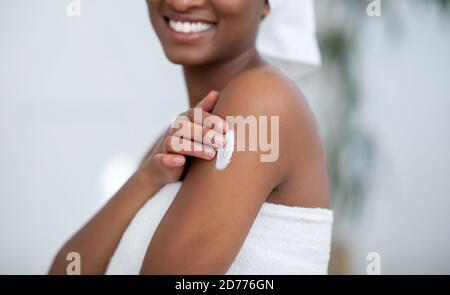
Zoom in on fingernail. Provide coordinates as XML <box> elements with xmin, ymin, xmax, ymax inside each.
<box><xmin>204</xmin><ymin>147</ymin><xmax>216</xmax><ymax>159</ymax></box>
<box><xmin>173</xmin><ymin>156</ymin><xmax>185</xmax><ymax>166</ymax></box>
<box><xmin>196</xmin><ymin>100</ymin><xmax>204</xmax><ymax>108</ymax></box>
<box><xmin>214</xmin><ymin>121</ymin><xmax>223</xmax><ymax>132</ymax></box>
<box><xmin>216</xmin><ymin>121</ymin><xmax>227</xmax><ymax>133</ymax></box>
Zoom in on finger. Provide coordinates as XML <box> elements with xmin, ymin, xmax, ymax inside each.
<box><xmin>156</xmin><ymin>154</ymin><xmax>186</xmax><ymax>168</ymax></box>
<box><xmin>196</xmin><ymin>90</ymin><xmax>220</xmax><ymax>112</ymax></box>
<box><xmin>169</xmin><ymin>119</ymin><xmax>226</xmax><ymax>149</ymax></box>
<box><xmin>165</xmin><ymin>136</ymin><xmax>216</xmax><ymax>160</ymax></box>
<box><xmin>153</xmin><ymin>153</ymin><xmax>182</xmax><ymax>169</ymax></box>
<box><xmin>186</xmin><ymin>108</ymin><xmax>228</xmax><ymax>134</ymax></box>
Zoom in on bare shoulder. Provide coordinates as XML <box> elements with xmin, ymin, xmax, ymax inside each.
<box><xmin>214</xmin><ymin>65</ymin><xmax>330</xmax><ymax>208</ymax></box>
<box><xmin>214</xmin><ymin>65</ymin><xmax>308</xmax><ymax>118</ymax></box>
<box><xmin>213</xmin><ymin>64</ymin><xmax>321</xmax><ymax>156</ymax></box>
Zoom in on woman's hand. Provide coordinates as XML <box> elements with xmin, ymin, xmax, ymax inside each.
<box><xmin>137</xmin><ymin>91</ymin><xmax>228</xmax><ymax>193</ymax></box>
<box><xmin>49</xmin><ymin>91</ymin><xmax>228</xmax><ymax>275</ymax></box>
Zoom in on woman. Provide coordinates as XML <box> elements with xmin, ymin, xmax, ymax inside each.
<box><xmin>50</xmin><ymin>0</ymin><xmax>332</xmax><ymax>275</ymax></box>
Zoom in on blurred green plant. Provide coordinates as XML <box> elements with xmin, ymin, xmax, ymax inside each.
<box><xmin>315</xmin><ymin>0</ymin><xmax>449</xmax><ymax>221</ymax></box>
<box><xmin>438</xmin><ymin>0</ymin><xmax>450</xmax><ymax>9</ymax></box>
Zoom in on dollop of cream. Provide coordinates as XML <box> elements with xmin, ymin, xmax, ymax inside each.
<box><xmin>215</xmin><ymin>129</ymin><xmax>235</xmax><ymax>170</ymax></box>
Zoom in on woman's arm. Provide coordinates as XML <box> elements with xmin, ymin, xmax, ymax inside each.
<box><xmin>48</xmin><ymin>171</ymin><xmax>160</xmax><ymax>275</ymax></box>
<box><xmin>140</xmin><ymin>68</ymin><xmax>297</xmax><ymax>274</ymax></box>
<box><xmin>49</xmin><ymin>91</ymin><xmax>228</xmax><ymax>275</ymax></box>
<box><xmin>139</xmin><ymin>91</ymin><xmax>228</xmax><ymax>185</ymax></box>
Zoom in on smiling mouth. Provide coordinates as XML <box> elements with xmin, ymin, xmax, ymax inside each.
<box><xmin>164</xmin><ymin>16</ymin><xmax>216</xmax><ymax>34</ymax></box>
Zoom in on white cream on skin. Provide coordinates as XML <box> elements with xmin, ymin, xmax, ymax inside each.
<box><xmin>215</xmin><ymin>129</ymin><xmax>235</xmax><ymax>170</ymax></box>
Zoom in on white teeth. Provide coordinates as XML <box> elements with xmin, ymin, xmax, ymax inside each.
<box><xmin>169</xmin><ymin>19</ymin><xmax>212</xmax><ymax>33</ymax></box>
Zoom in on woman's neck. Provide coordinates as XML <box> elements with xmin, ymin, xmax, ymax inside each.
<box><xmin>183</xmin><ymin>47</ymin><xmax>266</xmax><ymax>107</ymax></box>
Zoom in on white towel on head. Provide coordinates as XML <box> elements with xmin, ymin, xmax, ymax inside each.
<box><xmin>258</xmin><ymin>0</ymin><xmax>322</xmax><ymax>78</ymax></box>
<box><xmin>106</xmin><ymin>182</ymin><xmax>333</xmax><ymax>275</ymax></box>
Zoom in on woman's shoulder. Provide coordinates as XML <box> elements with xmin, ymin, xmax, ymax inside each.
<box><xmin>215</xmin><ymin>64</ymin><xmax>330</xmax><ymax>208</ymax></box>
<box><xmin>214</xmin><ymin>65</ymin><xmax>318</xmax><ymax>139</ymax></box>
<box><xmin>215</xmin><ymin>64</ymin><xmax>316</xmax><ymax>141</ymax></box>
<box><xmin>229</xmin><ymin>64</ymin><xmax>297</xmax><ymax>91</ymax></box>
<box><xmin>218</xmin><ymin>64</ymin><xmax>305</xmax><ymax>117</ymax></box>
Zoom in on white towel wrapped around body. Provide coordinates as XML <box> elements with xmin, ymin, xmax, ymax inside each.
<box><xmin>106</xmin><ymin>182</ymin><xmax>333</xmax><ymax>275</ymax></box>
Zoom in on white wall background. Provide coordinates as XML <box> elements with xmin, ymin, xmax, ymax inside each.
<box><xmin>0</xmin><ymin>0</ymin><xmax>449</xmax><ymax>274</ymax></box>
<box><xmin>0</xmin><ymin>0</ymin><xmax>187</xmax><ymax>274</ymax></box>
<box><xmin>350</xmin><ymin>2</ymin><xmax>450</xmax><ymax>274</ymax></box>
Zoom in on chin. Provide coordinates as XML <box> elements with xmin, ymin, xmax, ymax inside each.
<box><xmin>164</xmin><ymin>49</ymin><xmax>215</xmax><ymax>66</ymax></box>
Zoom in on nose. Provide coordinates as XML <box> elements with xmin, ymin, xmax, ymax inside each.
<box><xmin>166</xmin><ymin>0</ymin><xmax>206</xmax><ymax>12</ymax></box>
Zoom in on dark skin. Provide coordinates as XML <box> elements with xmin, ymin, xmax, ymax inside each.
<box><xmin>49</xmin><ymin>0</ymin><xmax>329</xmax><ymax>275</ymax></box>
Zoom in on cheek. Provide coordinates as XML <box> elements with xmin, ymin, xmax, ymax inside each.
<box><xmin>146</xmin><ymin>0</ymin><xmax>159</xmax><ymax>15</ymax></box>
<box><xmin>147</xmin><ymin>0</ymin><xmax>160</xmax><ymax>31</ymax></box>
<box><xmin>211</xmin><ymin>0</ymin><xmax>264</xmax><ymax>20</ymax></box>
<box><xmin>147</xmin><ymin>0</ymin><xmax>168</xmax><ymax>32</ymax></box>
<box><xmin>211</xmin><ymin>0</ymin><xmax>248</xmax><ymax>15</ymax></box>
<box><xmin>147</xmin><ymin>0</ymin><xmax>160</xmax><ymax>8</ymax></box>
<box><xmin>211</xmin><ymin>0</ymin><xmax>263</xmax><ymax>48</ymax></box>
<box><xmin>212</xmin><ymin>0</ymin><xmax>263</xmax><ymax>35</ymax></box>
